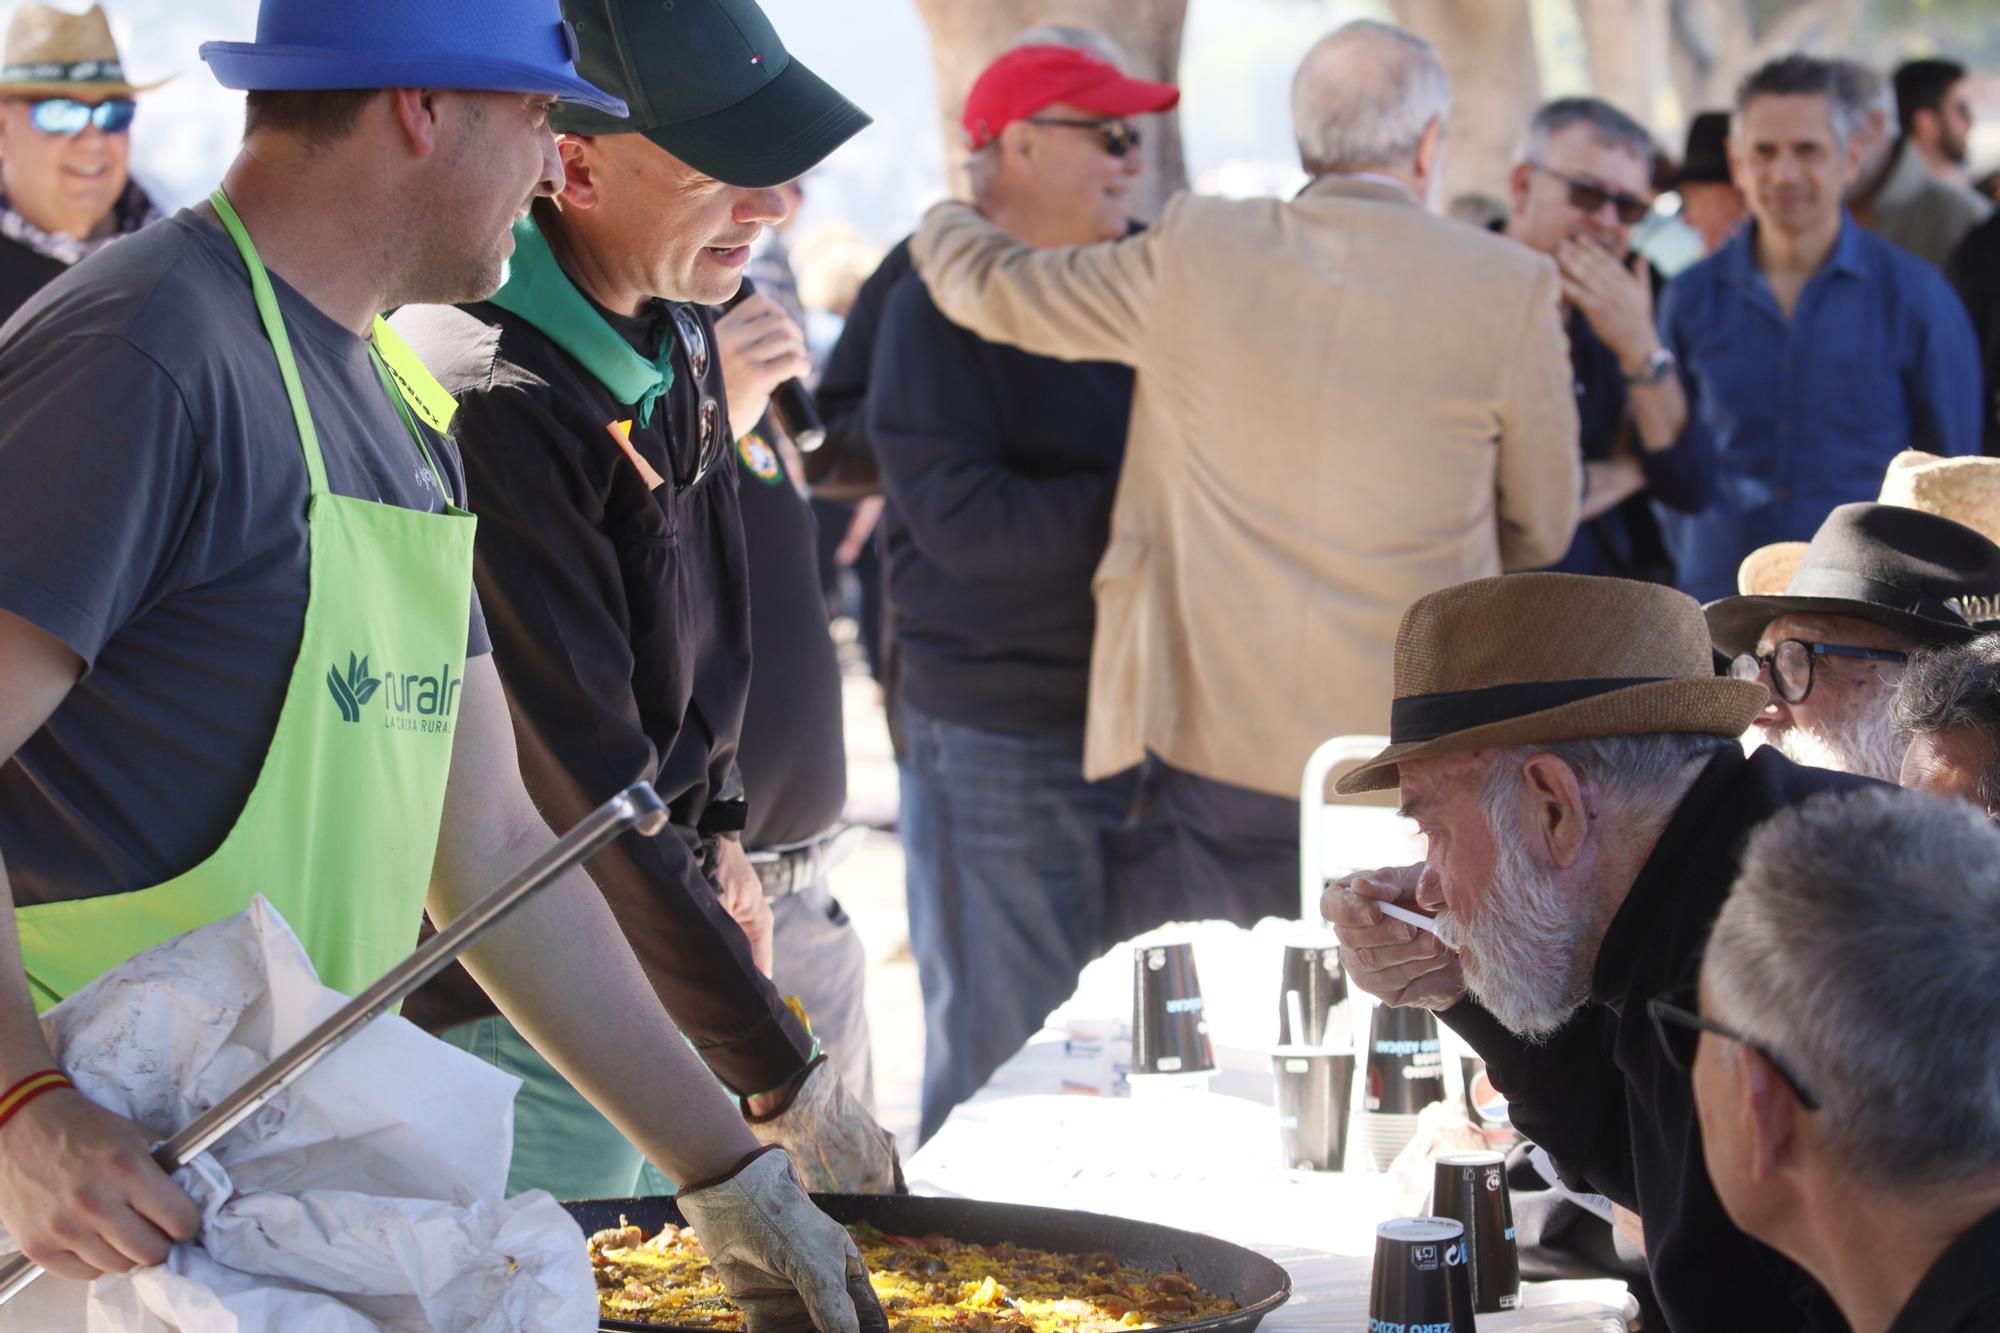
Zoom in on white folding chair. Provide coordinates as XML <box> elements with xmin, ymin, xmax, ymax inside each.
<box><xmin>1297</xmin><ymin>735</ymin><xmax>1426</xmax><ymax>921</ymax></box>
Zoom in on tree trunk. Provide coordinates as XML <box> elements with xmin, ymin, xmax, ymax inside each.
<box><xmin>911</xmin><ymin>0</ymin><xmax>1189</xmax><ymax>222</ymax></box>
<box><xmin>1387</xmin><ymin>0</ymin><xmax>1542</xmax><ymax>206</ymax></box>
<box><xmin>1666</xmin><ymin>0</ymin><xmax>1862</xmax><ymax>119</ymax></box>
<box><xmin>1574</xmin><ymin>0</ymin><xmax>1675</xmax><ymax>143</ymax></box>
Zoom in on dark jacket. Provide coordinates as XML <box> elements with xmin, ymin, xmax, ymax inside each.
<box><xmin>391</xmin><ymin>296</ymin><xmax>813</xmax><ymax>1093</ymax></box>
<box><xmin>1947</xmin><ymin>211</ymin><xmax>2000</xmax><ymax>456</ymax></box>
<box><xmin>1887</xmin><ymin>1205</ymin><xmax>2000</xmax><ymax>1333</ymax></box>
<box><xmin>805</xmin><ymin>238</ymin><xmax>912</xmax><ymax>500</ymax></box>
<box><xmin>867</xmin><ymin>262</ymin><xmax>1134</xmax><ymax>734</ymax></box>
<box><xmin>1444</xmin><ymin>746</ymin><xmax>1873</xmax><ymax>1332</ymax></box>
<box><xmin>0</xmin><ymin>232</ymin><xmax>66</xmax><ymax>331</ymax></box>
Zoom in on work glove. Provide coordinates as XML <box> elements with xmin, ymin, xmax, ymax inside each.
<box><xmin>676</xmin><ymin>1147</ymin><xmax>890</xmax><ymax>1333</ymax></box>
<box><xmin>746</xmin><ymin>1055</ymin><xmax>904</xmax><ymax>1194</ymax></box>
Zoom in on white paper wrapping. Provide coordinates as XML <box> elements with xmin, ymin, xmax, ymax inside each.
<box><xmin>0</xmin><ymin>897</ymin><xmax>596</xmax><ymax>1332</ymax></box>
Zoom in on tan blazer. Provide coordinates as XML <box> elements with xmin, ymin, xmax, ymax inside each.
<box><xmin>910</xmin><ymin>177</ymin><xmax>1580</xmax><ymax>798</ymax></box>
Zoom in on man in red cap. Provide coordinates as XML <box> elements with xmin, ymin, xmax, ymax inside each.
<box><xmin>868</xmin><ymin>36</ymin><xmax>1179</xmax><ymax>1143</ymax></box>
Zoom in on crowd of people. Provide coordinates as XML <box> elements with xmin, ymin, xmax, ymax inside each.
<box><xmin>1</xmin><ymin>0</ymin><xmax>1999</xmax><ymax>1329</ymax></box>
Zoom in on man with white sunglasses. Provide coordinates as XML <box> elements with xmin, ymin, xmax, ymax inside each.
<box><xmin>0</xmin><ymin>3</ymin><xmax>162</xmax><ymax>326</ymax></box>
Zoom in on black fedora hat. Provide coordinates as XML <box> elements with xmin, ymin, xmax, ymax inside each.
<box><xmin>1705</xmin><ymin>503</ymin><xmax>2000</xmax><ymax>657</ymax></box>
<box><xmin>1671</xmin><ymin>111</ymin><xmax>1732</xmax><ymax>187</ymax></box>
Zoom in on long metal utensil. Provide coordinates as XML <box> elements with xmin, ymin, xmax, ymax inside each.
<box><xmin>0</xmin><ymin>780</ymin><xmax>668</xmax><ymax>1305</ymax></box>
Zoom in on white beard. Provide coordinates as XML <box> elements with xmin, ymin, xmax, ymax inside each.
<box><xmin>1432</xmin><ymin>822</ymin><xmax>1596</xmax><ymax>1042</ymax></box>
<box><xmin>1771</xmin><ymin>707</ymin><xmax>1908</xmax><ymax>782</ymax></box>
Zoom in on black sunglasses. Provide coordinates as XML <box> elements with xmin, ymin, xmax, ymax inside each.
<box><xmin>668</xmin><ymin>304</ymin><xmax>725</xmax><ymax>492</ymax></box>
<box><xmin>1729</xmin><ymin>638</ymin><xmax>1909</xmax><ymax>706</ymax></box>
<box><xmin>1024</xmin><ymin>116</ymin><xmax>1141</xmax><ymax>158</ymax></box>
<box><xmin>1648</xmin><ymin>985</ymin><xmax>1822</xmax><ymax>1111</ymax></box>
<box><xmin>1530</xmin><ymin>161</ymin><xmax>1650</xmax><ymax>226</ymax></box>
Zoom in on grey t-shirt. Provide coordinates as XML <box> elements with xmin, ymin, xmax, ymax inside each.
<box><xmin>0</xmin><ymin>209</ymin><xmax>488</xmax><ymax>907</ymax></box>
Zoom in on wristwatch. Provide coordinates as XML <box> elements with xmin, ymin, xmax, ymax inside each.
<box><xmin>1625</xmin><ymin>346</ymin><xmax>1677</xmax><ymax>386</ymax></box>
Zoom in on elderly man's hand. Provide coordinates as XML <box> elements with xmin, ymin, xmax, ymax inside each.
<box><xmin>1321</xmin><ymin>863</ymin><xmax>1467</xmax><ymax>1011</ymax></box>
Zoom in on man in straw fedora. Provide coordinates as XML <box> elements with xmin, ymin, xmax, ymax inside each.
<box><xmin>0</xmin><ymin>0</ymin><xmax>887</xmax><ymax>1325</ymax></box>
<box><xmin>1323</xmin><ymin>572</ymin><xmax>1871</xmax><ymax>1331</ymax></box>
<box><xmin>0</xmin><ymin>3</ymin><xmax>163</xmax><ymax>326</ymax></box>
<box><xmin>1714</xmin><ymin>454</ymin><xmax>2000</xmax><ymax>782</ymax></box>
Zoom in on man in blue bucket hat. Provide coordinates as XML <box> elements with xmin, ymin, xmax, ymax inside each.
<box><xmin>0</xmin><ymin>3</ymin><xmax>886</xmax><ymax>1327</ymax></box>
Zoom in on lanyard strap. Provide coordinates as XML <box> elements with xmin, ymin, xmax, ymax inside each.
<box><xmin>209</xmin><ymin>187</ymin><xmax>454</xmax><ymax>504</ymax></box>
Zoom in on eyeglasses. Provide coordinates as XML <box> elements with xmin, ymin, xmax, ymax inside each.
<box><xmin>21</xmin><ymin>97</ymin><xmax>136</xmax><ymax>136</ymax></box>
<box><xmin>668</xmin><ymin>304</ymin><xmax>724</xmax><ymax>491</ymax></box>
<box><xmin>1729</xmin><ymin>638</ymin><xmax>1909</xmax><ymax>706</ymax></box>
<box><xmin>1023</xmin><ymin>116</ymin><xmax>1141</xmax><ymax>158</ymax></box>
<box><xmin>1530</xmin><ymin>162</ymin><xmax>1650</xmax><ymax>226</ymax></box>
<box><xmin>1648</xmin><ymin>985</ymin><xmax>1822</xmax><ymax>1111</ymax></box>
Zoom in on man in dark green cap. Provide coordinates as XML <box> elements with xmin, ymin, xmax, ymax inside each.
<box><xmin>391</xmin><ymin>0</ymin><xmax>894</xmax><ymax>1205</ymax></box>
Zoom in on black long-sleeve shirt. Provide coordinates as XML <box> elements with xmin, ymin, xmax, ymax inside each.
<box><xmin>867</xmin><ymin>261</ymin><xmax>1134</xmax><ymax>733</ymax></box>
<box><xmin>391</xmin><ymin>296</ymin><xmax>812</xmax><ymax>1093</ymax></box>
<box><xmin>1947</xmin><ymin>212</ymin><xmax>2000</xmax><ymax>456</ymax></box>
<box><xmin>0</xmin><ymin>233</ymin><xmax>64</xmax><ymax>330</ymax></box>
<box><xmin>1444</xmin><ymin>747</ymin><xmax>1872</xmax><ymax>1332</ymax></box>
<box><xmin>804</xmin><ymin>239</ymin><xmax>912</xmax><ymax>500</ymax></box>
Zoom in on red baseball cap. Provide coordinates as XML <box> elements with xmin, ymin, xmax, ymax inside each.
<box><xmin>961</xmin><ymin>44</ymin><xmax>1180</xmax><ymax>150</ymax></box>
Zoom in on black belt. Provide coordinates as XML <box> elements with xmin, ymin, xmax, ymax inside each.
<box><xmin>747</xmin><ymin>831</ymin><xmax>834</xmax><ymax>900</ymax></box>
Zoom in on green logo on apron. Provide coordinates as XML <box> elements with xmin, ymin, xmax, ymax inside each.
<box><xmin>326</xmin><ymin>652</ymin><xmax>382</xmax><ymax>723</ymax></box>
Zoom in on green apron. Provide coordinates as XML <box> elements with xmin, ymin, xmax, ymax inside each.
<box><xmin>15</xmin><ymin>189</ymin><xmax>476</xmax><ymax>1009</ymax></box>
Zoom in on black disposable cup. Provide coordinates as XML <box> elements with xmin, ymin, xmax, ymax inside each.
<box><xmin>1430</xmin><ymin>1151</ymin><xmax>1521</xmax><ymax>1313</ymax></box>
<box><xmin>1132</xmin><ymin>942</ymin><xmax>1215</xmax><ymax>1075</ymax></box>
<box><xmin>1461</xmin><ymin>1056</ymin><xmax>1517</xmax><ymax>1146</ymax></box>
<box><xmin>1271</xmin><ymin>1048</ymin><xmax>1354</xmax><ymax>1170</ymax></box>
<box><xmin>1277</xmin><ymin>940</ymin><xmax>1348</xmax><ymax>1046</ymax></box>
<box><xmin>1365</xmin><ymin>1005</ymin><xmax>1446</xmax><ymax>1113</ymax></box>
<box><xmin>1368</xmin><ymin>1217</ymin><xmax>1477</xmax><ymax>1331</ymax></box>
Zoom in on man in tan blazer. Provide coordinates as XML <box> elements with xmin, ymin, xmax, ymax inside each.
<box><xmin>909</xmin><ymin>19</ymin><xmax>1579</xmax><ymax>912</ymax></box>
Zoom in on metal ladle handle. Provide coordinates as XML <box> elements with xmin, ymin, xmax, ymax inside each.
<box><xmin>0</xmin><ymin>781</ymin><xmax>667</xmax><ymax>1305</ymax></box>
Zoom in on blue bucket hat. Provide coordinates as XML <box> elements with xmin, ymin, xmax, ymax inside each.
<box><xmin>200</xmin><ymin>0</ymin><xmax>627</xmax><ymax>117</ymax></box>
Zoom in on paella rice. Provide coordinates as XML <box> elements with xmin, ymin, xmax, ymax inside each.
<box><xmin>588</xmin><ymin>1219</ymin><xmax>1241</xmax><ymax>1332</ymax></box>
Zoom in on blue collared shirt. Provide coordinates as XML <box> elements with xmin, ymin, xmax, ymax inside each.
<box><xmin>1655</xmin><ymin>215</ymin><xmax>1982</xmax><ymax>602</ymax></box>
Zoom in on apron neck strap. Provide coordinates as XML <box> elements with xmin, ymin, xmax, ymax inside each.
<box><xmin>210</xmin><ymin>186</ymin><xmax>330</xmax><ymax>496</ymax></box>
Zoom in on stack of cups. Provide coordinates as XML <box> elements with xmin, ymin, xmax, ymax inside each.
<box><xmin>1271</xmin><ymin>939</ymin><xmax>1354</xmax><ymax>1170</ymax></box>
<box><xmin>1358</xmin><ymin>1006</ymin><xmax>1447</xmax><ymax>1170</ymax></box>
<box><xmin>1367</xmin><ymin>1218</ymin><xmax>1477</xmax><ymax>1331</ymax></box>
<box><xmin>1430</xmin><ymin>1152</ymin><xmax>1521</xmax><ymax>1313</ymax></box>
<box><xmin>1131</xmin><ymin>942</ymin><xmax>1215</xmax><ymax>1080</ymax></box>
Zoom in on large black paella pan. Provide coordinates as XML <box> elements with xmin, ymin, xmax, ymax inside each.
<box><xmin>567</xmin><ymin>1193</ymin><xmax>1293</xmax><ymax>1333</ymax></box>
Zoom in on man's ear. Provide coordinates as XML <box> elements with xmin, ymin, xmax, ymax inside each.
<box><xmin>1415</xmin><ymin>115</ymin><xmax>1444</xmax><ymax>180</ymax></box>
<box><xmin>387</xmin><ymin>88</ymin><xmax>442</xmax><ymax>157</ymax></box>
<box><xmin>1741</xmin><ymin>1044</ymin><xmax>1801</xmax><ymax>1184</ymax></box>
<box><xmin>1726</xmin><ymin>135</ymin><xmax>1747</xmax><ymax>194</ymax></box>
<box><xmin>557</xmin><ymin>134</ymin><xmax>599</xmax><ymax>209</ymax></box>
<box><xmin>1518</xmin><ymin>752</ymin><xmax>1589</xmax><ymax>869</ymax></box>
<box><xmin>1506</xmin><ymin>158</ymin><xmax>1534</xmax><ymax>219</ymax></box>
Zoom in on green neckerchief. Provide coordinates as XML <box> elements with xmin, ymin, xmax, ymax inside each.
<box><xmin>486</xmin><ymin>214</ymin><xmax>675</xmax><ymax>426</ymax></box>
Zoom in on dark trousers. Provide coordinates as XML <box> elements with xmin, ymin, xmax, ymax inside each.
<box><xmin>1129</xmin><ymin>756</ymin><xmax>1301</xmax><ymax>929</ymax></box>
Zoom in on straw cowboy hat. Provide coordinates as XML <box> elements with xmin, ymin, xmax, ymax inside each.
<box><xmin>0</xmin><ymin>4</ymin><xmax>166</xmax><ymax>97</ymax></box>
<box><xmin>1735</xmin><ymin>452</ymin><xmax>2000</xmax><ymax>596</ymax></box>
<box><xmin>1705</xmin><ymin>502</ymin><xmax>2000</xmax><ymax>658</ymax></box>
<box><xmin>1335</xmin><ymin>573</ymin><xmax>1766</xmax><ymax>795</ymax></box>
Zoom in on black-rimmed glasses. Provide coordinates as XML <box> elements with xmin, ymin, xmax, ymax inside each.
<box><xmin>1530</xmin><ymin>161</ymin><xmax>1650</xmax><ymax>226</ymax></box>
<box><xmin>1648</xmin><ymin>985</ymin><xmax>1822</xmax><ymax>1111</ymax></box>
<box><xmin>1729</xmin><ymin>638</ymin><xmax>1909</xmax><ymax>706</ymax></box>
<box><xmin>668</xmin><ymin>304</ymin><xmax>724</xmax><ymax>492</ymax></box>
<box><xmin>1024</xmin><ymin>116</ymin><xmax>1141</xmax><ymax>158</ymax></box>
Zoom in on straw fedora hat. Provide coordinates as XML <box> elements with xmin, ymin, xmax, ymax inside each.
<box><xmin>0</xmin><ymin>4</ymin><xmax>165</xmax><ymax>97</ymax></box>
<box><xmin>1734</xmin><ymin>452</ymin><xmax>2000</xmax><ymax>596</ymax></box>
<box><xmin>1705</xmin><ymin>502</ymin><xmax>2000</xmax><ymax>658</ymax></box>
<box><xmin>1335</xmin><ymin>573</ymin><xmax>1766</xmax><ymax>795</ymax></box>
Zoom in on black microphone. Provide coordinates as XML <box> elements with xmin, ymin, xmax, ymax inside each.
<box><xmin>722</xmin><ymin>275</ymin><xmax>826</xmax><ymax>452</ymax></box>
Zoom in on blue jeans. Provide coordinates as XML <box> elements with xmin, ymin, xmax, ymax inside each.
<box><xmin>899</xmin><ymin>704</ymin><xmax>1137</xmax><ymax>1144</ymax></box>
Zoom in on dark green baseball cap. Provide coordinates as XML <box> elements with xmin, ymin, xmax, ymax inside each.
<box><xmin>552</xmin><ymin>0</ymin><xmax>870</xmax><ymax>188</ymax></box>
